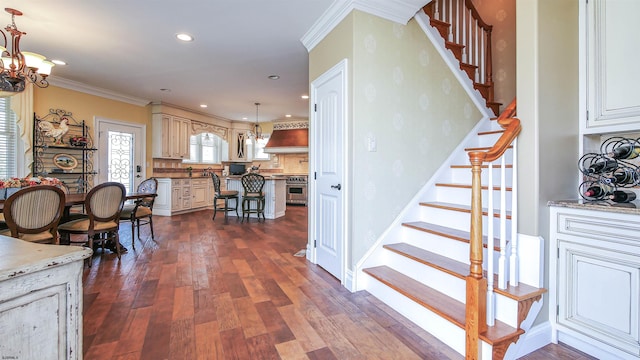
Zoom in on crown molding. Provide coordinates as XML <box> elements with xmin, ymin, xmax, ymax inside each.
<box><xmin>301</xmin><ymin>0</ymin><xmax>428</xmax><ymax>52</ymax></box>
<box><xmin>48</xmin><ymin>76</ymin><xmax>151</xmax><ymax>107</ymax></box>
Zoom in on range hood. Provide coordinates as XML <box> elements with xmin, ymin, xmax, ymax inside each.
<box><xmin>264</xmin><ymin>121</ymin><xmax>308</xmax><ymax>153</ymax></box>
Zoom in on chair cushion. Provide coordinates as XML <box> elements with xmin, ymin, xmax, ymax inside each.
<box><xmin>244</xmin><ymin>192</ymin><xmax>264</xmax><ymax>198</ymax></box>
<box><xmin>217</xmin><ymin>190</ymin><xmax>238</xmax><ymax>197</ymax></box>
<box><xmin>121</xmin><ymin>206</ymin><xmax>152</xmax><ymax>218</ymax></box>
<box><xmin>58</xmin><ymin>218</ymin><xmax>119</xmax><ymax>232</ymax></box>
<box><xmin>0</xmin><ymin>228</ymin><xmax>55</xmax><ymax>243</ymax></box>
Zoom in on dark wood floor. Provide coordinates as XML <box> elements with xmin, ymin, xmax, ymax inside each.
<box><xmin>82</xmin><ymin>206</ymin><xmax>594</xmax><ymax>359</ymax></box>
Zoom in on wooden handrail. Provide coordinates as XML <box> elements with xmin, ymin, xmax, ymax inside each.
<box><xmin>466</xmin><ymin>99</ymin><xmax>518</xmax><ymax>359</ymax></box>
<box><xmin>463</xmin><ymin>0</ymin><xmax>492</xmax><ymax>30</ymax></box>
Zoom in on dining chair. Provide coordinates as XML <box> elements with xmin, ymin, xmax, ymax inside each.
<box><xmin>211</xmin><ymin>172</ymin><xmax>239</xmax><ymax>222</ymax></box>
<box><xmin>119</xmin><ymin>178</ymin><xmax>158</xmax><ymax>249</ymax></box>
<box><xmin>0</xmin><ymin>185</ymin><xmax>65</xmax><ymax>244</ymax></box>
<box><xmin>58</xmin><ymin>182</ymin><xmax>126</xmax><ymax>263</ymax></box>
<box><xmin>240</xmin><ymin>173</ymin><xmax>265</xmax><ymax>222</ymax></box>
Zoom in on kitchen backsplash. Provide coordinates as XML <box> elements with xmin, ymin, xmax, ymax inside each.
<box><xmin>152</xmin><ymin>153</ymin><xmax>309</xmax><ymax>177</ymax></box>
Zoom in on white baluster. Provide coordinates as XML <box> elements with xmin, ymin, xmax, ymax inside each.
<box><xmin>480</xmin><ymin>31</ymin><xmax>485</xmax><ymax>84</ymax></box>
<box><xmin>447</xmin><ymin>0</ymin><xmax>454</xmax><ymax>41</ymax></box>
<box><xmin>461</xmin><ymin>7</ymin><xmax>467</xmax><ymax>63</ymax></box>
<box><xmin>509</xmin><ymin>138</ymin><xmax>519</xmax><ymax>286</ymax></box>
<box><xmin>498</xmin><ymin>155</ymin><xmax>507</xmax><ymax>290</ymax></box>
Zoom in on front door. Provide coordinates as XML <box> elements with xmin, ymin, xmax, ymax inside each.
<box><xmin>311</xmin><ymin>60</ymin><xmax>347</xmax><ymax>280</ymax></box>
<box><xmin>96</xmin><ymin>118</ymin><xmax>145</xmax><ymax>193</ymax></box>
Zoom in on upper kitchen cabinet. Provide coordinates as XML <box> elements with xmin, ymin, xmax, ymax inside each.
<box><xmin>152</xmin><ymin>114</ymin><xmax>191</xmax><ymax>159</ymax></box>
<box><xmin>583</xmin><ymin>0</ymin><xmax>640</xmax><ymax>133</ymax></box>
<box><xmin>229</xmin><ymin>124</ymin><xmax>253</xmax><ymax>162</ymax></box>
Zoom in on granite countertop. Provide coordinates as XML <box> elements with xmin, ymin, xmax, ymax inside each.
<box><xmin>548</xmin><ymin>199</ymin><xmax>640</xmax><ymax>215</ymax></box>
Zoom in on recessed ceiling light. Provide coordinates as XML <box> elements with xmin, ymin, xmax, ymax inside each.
<box><xmin>51</xmin><ymin>59</ymin><xmax>66</xmax><ymax>65</ymax></box>
<box><xmin>242</xmin><ymin>117</ymin><xmax>248</xmax><ymax>120</ymax></box>
<box><xmin>176</xmin><ymin>33</ymin><xmax>194</xmax><ymax>42</ymax></box>
<box><xmin>301</xmin><ymin>95</ymin><xmax>309</xmax><ymax>99</ymax></box>
<box><xmin>200</xmin><ymin>104</ymin><xmax>208</xmax><ymax>108</ymax></box>
<box><xmin>268</xmin><ymin>75</ymin><xmax>280</xmax><ymax>80</ymax></box>
<box><xmin>285</xmin><ymin>114</ymin><xmax>292</xmax><ymax>118</ymax></box>
<box><xmin>160</xmin><ymin>88</ymin><xmax>171</xmax><ymax>92</ymax></box>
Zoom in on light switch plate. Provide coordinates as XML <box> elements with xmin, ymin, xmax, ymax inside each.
<box><xmin>367</xmin><ymin>136</ymin><xmax>377</xmax><ymax>152</ymax></box>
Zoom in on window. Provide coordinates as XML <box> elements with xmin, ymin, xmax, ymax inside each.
<box><xmin>187</xmin><ymin>132</ymin><xmax>228</xmax><ymax>164</ymax></box>
<box><xmin>0</xmin><ymin>97</ymin><xmax>17</xmax><ymax>178</ymax></box>
<box><xmin>246</xmin><ymin>134</ymin><xmax>271</xmax><ymax>161</ymax></box>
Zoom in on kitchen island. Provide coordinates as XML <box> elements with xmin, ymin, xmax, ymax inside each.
<box><xmin>226</xmin><ymin>175</ymin><xmax>286</xmax><ymax>219</ymax></box>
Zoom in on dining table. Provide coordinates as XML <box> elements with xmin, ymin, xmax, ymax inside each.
<box><xmin>0</xmin><ymin>191</ymin><xmax>157</xmax><ymax>246</ymax></box>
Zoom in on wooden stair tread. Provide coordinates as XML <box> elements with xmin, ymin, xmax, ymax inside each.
<box><xmin>450</xmin><ymin>164</ymin><xmax>512</xmax><ymax>169</ymax></box>
<box><xmin>402</xmin><ymin>221</ymin><xmax>502</xmax><ymax>251</ymax></box>
<box><xmin>384</xmin><ymin>243</ymin><xmax>546</xmax><ymax>302</ymax></box>
<box><xmin>477</xmin><ymin>130</ymin><xmax>505</xmax><ymax>136</ymax></box>
<box><xmin>417</xmin><ymin>201</ymin><xmax>512</xmax><ymax>219</ymax></box>
<box><xmin>435</xmin><ymin>183</ymin><xmax>513</xmax><ymax>192</ymax></box>
<box><xmin>363</xmin><ymin>266</ymin><xmax>524</xmax><ymax>345</ymax></box>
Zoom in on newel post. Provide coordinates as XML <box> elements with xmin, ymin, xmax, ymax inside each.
<box><xmin>466</xmin><ymin>151</ymin><xmax>488</xmax><ymax>359</ymax></box>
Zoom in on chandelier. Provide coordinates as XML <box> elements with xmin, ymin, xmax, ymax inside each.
<box><xmin>249</xmin><ymin>102</ymin><xmax>263</xmax><ymax>140</ymax></box>
<box><xmin>0</xmin><ymin>8</ymin><xmax>54</xmax><ymax>93</ymax></box>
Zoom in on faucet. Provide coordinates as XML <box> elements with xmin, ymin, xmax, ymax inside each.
<box><xmin>202</xmin><ymin>167</ymin><xmax>213</xmax><ymax>177</ymax></box>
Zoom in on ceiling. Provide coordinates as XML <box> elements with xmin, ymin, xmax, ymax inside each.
<box><xmin>2</xmin><ymin>0</ymin><xmax>334</xmax><ymax>122</ymax></box>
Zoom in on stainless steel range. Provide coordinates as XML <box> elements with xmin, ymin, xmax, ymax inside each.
<box><xmin>286</xmin><ymin>175</ymin><xmax>307</xmax><ymax>206</ymax></box>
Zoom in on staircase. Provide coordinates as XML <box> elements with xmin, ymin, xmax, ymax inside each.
<box><xmin>357</xmin><ymin>99</ymin><xmax>546</xmax><ymax>359</ymax></box>
<box><xmin>423</xmin><ymin>0</ymin><xmax>501</xmax><ymax>115</ymax></box>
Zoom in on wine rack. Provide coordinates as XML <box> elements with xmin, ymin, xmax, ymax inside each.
<box><xmin>578</xmin><ymin>135</ymin><xmax>640</xmax><ymax>202</ymax></box>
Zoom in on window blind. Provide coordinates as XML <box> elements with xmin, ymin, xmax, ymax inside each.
<box><xmin>0</xmin><ymin>97</ymin><xmax>17</xmax><ymax>178</ymax></box>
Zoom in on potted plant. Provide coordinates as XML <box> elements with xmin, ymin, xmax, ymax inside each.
<box><xmin>186</xmin><ymin>166</ymin><xmax>193</xmax><ymax>177</ymax></box>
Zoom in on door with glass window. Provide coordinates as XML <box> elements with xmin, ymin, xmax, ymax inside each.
<box><xmin>96</xmin><ymin>118</ymin><xmax>145</xmax><ymax>193</ymax></box>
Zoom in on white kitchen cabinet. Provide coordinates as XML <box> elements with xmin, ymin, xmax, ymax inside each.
<box><xmin>153</xmin><ymin>178</ymin><xmax>213</xmax><ymax>216</ymax></box>
<box><xmin>152</xmin><ymin>114</ymin><xmax>191</xmax><ymax>159</ymax></box>
<box><xmin>549</xmin><ymin>203</ymin><xmax>640</xmax><ymax>360</ymax></box>
<box><xmin>191</xmin><ymin>178</ymin><xmax>209</xmax><ymax>208</ymax></box>
<box><xmin>225</xmin><ymin>177</ymin><xmax>286</xmax><ymax>219</ymax></box>
<box><xmin>581</xmin><ymin>0</ymin><xmax>640</xmax><ymax>133</ymax></box>
<box><xmin>0</xmin><ymin>235</ymin><xmax>91</xmax><ymax>360</ymax></box>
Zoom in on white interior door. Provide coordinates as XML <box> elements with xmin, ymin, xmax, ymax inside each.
<box><xmin>311</xmin><ymin>60</ymin><xmax>347</xmax><ymax>281</ymax></box>
<box><xmin>96</xmin><ymin>118</ymin><xmax>145</xmax><ymax>193</ymax></box>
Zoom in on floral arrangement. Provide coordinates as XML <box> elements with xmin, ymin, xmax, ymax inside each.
<box><xmin>0</xmin><ymin>176</ymin><xmax>64</xmax><ymax>189</ymax></box>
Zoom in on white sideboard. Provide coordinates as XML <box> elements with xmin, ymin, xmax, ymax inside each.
<box><xmin>226</xmin><ymin>177</ymin><xmax>286</xmax><ymax>219</ymax></box>
<box><xmin>549</xmin><ymin>202</ymin><xmax>640</xmax><ymax>360</ymax></box>
<box><xmin>0</xmin><ymin>235</ymin><xmax>91</xmax><ymax>360</ymax></box>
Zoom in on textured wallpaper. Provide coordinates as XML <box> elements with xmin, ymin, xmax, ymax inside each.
<box><xmin>350</xmin><ymin>11</ymin><xmax>482</xmax><ymax>265</ymax></box>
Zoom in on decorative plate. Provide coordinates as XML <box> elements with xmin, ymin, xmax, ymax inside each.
<box><xmin>53</xmin><ymin>153</ymin><xmax>78</xmax><ymax>172</ymax></box>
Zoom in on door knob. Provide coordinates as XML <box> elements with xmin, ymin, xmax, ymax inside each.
<box><xmin>331</xmin><ymin>184</ymin><xmax>341</xmax><ymax>190</ymax></box>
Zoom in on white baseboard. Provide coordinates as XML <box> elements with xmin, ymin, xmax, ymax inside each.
<box><xmin>512</xmin><ymin>322</ymin><xmax>552</xmax><ymax>359</ymax></box>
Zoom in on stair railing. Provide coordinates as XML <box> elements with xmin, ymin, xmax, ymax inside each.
<box><xmin>466</xmin><ymin>99</ymin><xmax>519</xmax><ymax>359</ymax></box>
<box><xmin>425</xmin><ymin>0</ymin><xmax>494</xmax><ymax>102</ymax></box>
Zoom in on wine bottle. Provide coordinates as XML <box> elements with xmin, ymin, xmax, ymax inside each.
<box><xmin>586</xmin><ymin>159</ymin><xmax>617</xmax><ymax>174</ymax></box>
<box><xmin>609</xmin><ymin>145</ymin><xmax>640</xmax><ymax>160</ymax></box>
<box><xmin>608</xmin><ymin>190</ymin><xmax>637</xmax><ymax>203</ymax></box>
<box><xmin>583</xmin><ymin>183</ymin><xmax>614</xmax><ymax>198</ymax></box>
<box><xmin>611</xmin><ymin>168</ymin><xmax>637</xmax><ymax>185</ymax></box>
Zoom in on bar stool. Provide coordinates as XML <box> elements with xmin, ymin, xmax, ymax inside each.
<box><xmin>211</xmin><ymin>173</ymin><xmax>239</xmax><ymax>222</ymax></box>
<box><xmin>241</xmin><ymin>173</ymin><xmax>265</xmax><ymax>222</ymax></box>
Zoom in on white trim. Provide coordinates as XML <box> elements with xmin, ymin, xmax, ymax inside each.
<box><xmin>512</xmin><ymin>322</ymin><xmax>553</xmax><ymax>359</ymax></box>
<box><xmin>308</xmin><ymin>58</ymin><xmax>350</xmax><ymax>288</ymax></box>
<box><xmin>49</xmin><ymin>77</ymin><xmax>150</xmax><ymax>107</ymax></box>
<box><xmin>301</xmin><ymin>0</ymin><xmax>429</xmax><ymax>52</ymax></box>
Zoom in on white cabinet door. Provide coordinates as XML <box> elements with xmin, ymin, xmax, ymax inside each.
<box><xmin>191</xmin><ymin>179</ymin><xmax>208</xmax><ymax>208</ymax></box>
<box><xmin>153</xmin><ymin>178</ymin><xmax>172</xmax><ymax>216</ymax></box>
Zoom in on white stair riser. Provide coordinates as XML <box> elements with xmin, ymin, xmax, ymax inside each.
<box><xmin>400</xmin><ymin>227</ymin><xmax>507</xmax><ymax>270</ymax></box>
<box><xmin>448</xmin><ymin>167</ymin><xmax>514</xmax><ymax>185</ymax></box>
<box><xmin>362</xmin><ymin>273</ymin><xmax>467</xmax><ymax>356</ymax></box>
<box><xmin>385</xmin><ymin>250</ymin><xmax>467</xmax><ymax>303</ymax></box>
<box><xmin>418</xmin><ymin>206</ymin><xmax>513</xmax><ymax>236</ymax></box>
<box><xmin>435</xmin><ymin>186</ymin><xmax>513</xmax><ymax>208</ymax></box>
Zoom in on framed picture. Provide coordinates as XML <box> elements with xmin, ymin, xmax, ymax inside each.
<box><xmin>53</xmin><ymin>153</ymin><xmax>78</xmax><ymax>172</ymax></box>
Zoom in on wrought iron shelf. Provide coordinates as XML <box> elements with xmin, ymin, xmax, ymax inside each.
<box><xmin>32</xmin><ymin>109</ymin><xmax>96</xmax><ymax>194</ymax></box>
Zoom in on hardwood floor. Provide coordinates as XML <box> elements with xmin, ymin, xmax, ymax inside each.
<box><xmin>82</xmin><ymin>206</ymin><xmax>594</xmax><ymax>359</ymax></box>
